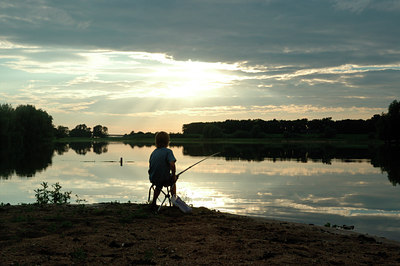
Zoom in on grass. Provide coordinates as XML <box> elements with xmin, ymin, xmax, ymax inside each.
<box><xmin>2</xmin><ymin>202</ymin><xmax>158</xmax><ymax>243</ymax></box>
<box><xmin>118</xmin><ymin>207</ymin><xmax>153</xmax><ymax>223</ymax></box>
<box><xmin>70</xmin><ymin>247</ymin><xmax>87</xmax><ymax>263</ymax></box>
<box><xmin>48</xmin><ymin>220</ymin><xmax>74</xmax><ymax>232</ymax></box>
<box><xmin>11</xmin><ymin>214</ymin><xmax>35</xmax><ymax>223</ymax></box>
<box><xmin>2</xmin><ymin>202</ymin><xmax>400</xmax><ymax>265</ymax></box>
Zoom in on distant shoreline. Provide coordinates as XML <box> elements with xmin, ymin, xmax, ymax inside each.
<box><xmin>54</xmin><ymin>133</ymin><xmax>384</xmax><ymax>147</ymax></box>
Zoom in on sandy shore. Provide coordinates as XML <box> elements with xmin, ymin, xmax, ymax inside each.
<box><xmin>1</xmin><ymin>203</ymin><xmax>400</xmax><ymax>265</ymax></box>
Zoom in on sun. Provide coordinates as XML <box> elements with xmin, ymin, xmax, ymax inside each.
<box><xmin>154</xmin><ymin>60</ymin><xmax>232</xmax><ymax>98</ymax></box>
<box><xmin>167</xmin><ymin>80</ymin><xmax>212</xmax><ymax>98</ymax></box>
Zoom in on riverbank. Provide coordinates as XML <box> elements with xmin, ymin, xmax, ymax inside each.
<box><xmin>56</xmin><ymin>133</ymin><xmax>377</xmax><ymax>142</ymax></box>
<box><xmin>1</xmin><ymin>203</ymin><xmax>399</xmax><ymax>265</ymax></box>
<box><xmin>55</xmin><ymin>133</ymin><xmax>384</xmax><ymax>148</ymax></box>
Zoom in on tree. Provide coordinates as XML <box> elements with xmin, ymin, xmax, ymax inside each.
<box><xmin>0</xmin><ymin>104</ymin><xmax>54</xmax><ymax>149</ymax></box>
<box><xmin>183</xmin><ymin>122</ymin><xmax>207</xmax><ymax>135</ymax></box>
<box><xmin>377</xmin><ymin>100</ymin><xmax>400</xmax><ymax>143</ymax></box>
<box><xmin>0</xmin><ymin>104</ymin><xmax>14</xmax><ymax>143</ymax></box>
<box><xmin>250</xmin><ymin>125</ymin><xmax>265</xmax><ymax>138</ymax></box>
<box><xmin>93</xmin><ymin>125</ymin><xmax>109</xmax><ymax>138</ymax></box>
<box><xmin>69</xmin><ymin>124</ymin><xmax>92</xmax><ymax>138</ymax></box>
<box><xmin>54</xmin><ymin>126</ymin><xmax>69</xmax><ymax>139</ymax></box>
<box><xmin>387</xmin><ymin>100</ymin><xmax>400</xmax><ymax>142</ymax></box>
<box><xmin>202</xmin><ymin>124</ymin><xmax>223</xmax><ymax>138</ymax></box>
<box><xmin>13</xmin><ymin>105</ymin><xmax>54</xmax><ymax>145</ymax></box>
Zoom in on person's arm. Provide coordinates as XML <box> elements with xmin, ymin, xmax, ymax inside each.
<box><xmin>170</xmin><ymin>161</ymin><xmax>176</xmax><ymax>180</ymax></box>
<box><xmin>167</xmin><ymin>149</ymin><xmax>177</xmax><ymax>181</ymax></box>
<box><xmin>169</xmin><ymin>161</ymin><xmax>177</xmax><ymax>195</ymax></box>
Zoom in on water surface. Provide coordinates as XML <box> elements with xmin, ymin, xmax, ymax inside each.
<box><xmin>1</xmin><ymin>142</ymin><xmax>400</xmax><ymax>241</ymax></box>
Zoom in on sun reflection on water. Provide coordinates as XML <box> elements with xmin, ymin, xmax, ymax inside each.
<box><xmin>1</xmin><ymin>143</ymin><xmax>400</xmax><ymax>240</ymax></box>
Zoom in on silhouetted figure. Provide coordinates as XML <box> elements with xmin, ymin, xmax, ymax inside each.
<box><xmin>148</xmin><ymin>131</ymin><xmax>177</xmax><ymax>209</ymax></box>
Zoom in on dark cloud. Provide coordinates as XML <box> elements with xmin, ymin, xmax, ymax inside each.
<box><xmin>1</xmin><ymin>0</ymin><xmax>399</xmax><ymax>65</ymax></box>
<box><xmin>1</xmin><ymin>0</ymin><xmax>399</xmax><ymax>126</ymax></box>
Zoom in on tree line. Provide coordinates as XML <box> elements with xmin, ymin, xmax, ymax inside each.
<box><xmin>182</xmin><ymin>100</ymin><xmax>400</xmax><ymax>142</ymax></box>
<box><xmin>0</xmin><ymin>104</ymin><xmax>109</xmax><ymax>149</ymax></box>
<box><xmin>0</xmin><ymin>104</ymin><xmax>54</xmax><ymax>148</ymax></box>
<box><xmin>1</xmin><ymin>100</ymin><xmax>399</xmax><ymax>146</ymax></box>
<box><xmin>55</xmin><ymin>124</ymin><xmax>109</xmax><ymax>138</ymax></box>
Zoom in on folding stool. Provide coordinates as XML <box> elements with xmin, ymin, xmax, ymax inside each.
<box><xmin>148</xmin><ymin>184</ymin><xmax>173</xmax><ymax>212</ymax></box>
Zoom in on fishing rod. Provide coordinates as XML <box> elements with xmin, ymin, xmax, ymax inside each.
<box><xmin>176</xmin><ymin>152</ymin><xmax>220</xmax><ymax>179</ymax></box>
<box><xmin>164</xmin><ymin>152</ymin><xmax>220</xmax><ymax>213</ymax></box>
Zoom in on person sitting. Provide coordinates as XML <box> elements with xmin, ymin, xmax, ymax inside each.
<box><xmin>148</xmin><ymin>131</ymin><xmax>177</xmax><ymax>209</ymax></box>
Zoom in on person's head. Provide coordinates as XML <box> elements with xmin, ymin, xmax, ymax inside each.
<box><xmin>155</xmin><ymin>131</ymin><xmax>170</xmax><ymax>148</ymax></box>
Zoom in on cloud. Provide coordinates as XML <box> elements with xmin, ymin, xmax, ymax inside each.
<box><xmin>0</xmin><ymin>0</ymin><xmax>399</xmax><ymax>132</ymax></box>
<box><xmin>0</xmin><ymin>0</ymin><xmax>398</xmax><ymax>64</ymax></box>
<box><xmin>0</xmin><ymin>41</ymin><xmax>394</xmax><ymax>122</ymax></box>
<box><xmin>0</xmin><ymin>0</ymin><xmax>90</xmax><ymax>29</ymax></box>
<box><xmin>332</xmin><ymin>0</ymin><xmax>372</xmax><ymax>13</ymax></box>
<box><xmin>332</xmin><ymin>0</ymin><xmax>400</xmax><ymax>13</ymax></box>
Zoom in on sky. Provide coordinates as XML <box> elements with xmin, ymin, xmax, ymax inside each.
<box><xmin>1</xmin><ymin>0</ymin><xmax>399</xmax><ymax>133</ymax></box>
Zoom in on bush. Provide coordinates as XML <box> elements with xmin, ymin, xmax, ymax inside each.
<box><xmin>34</xmin><ymin>182</ymin><xmax>72</xmax><ymax>205</ymax></box>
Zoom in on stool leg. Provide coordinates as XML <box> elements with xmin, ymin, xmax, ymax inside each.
<box><xmin>148</xmin><ymin>185</ymin><xmax>154</xmax><ymax>204</ymax></box>
<box><xmin>158</xmin><ymin>194</ymin><xmax>169</xmax><ymax>212</ymax></box>
<box><xmin>167</xmin><ymin>186</ymin><xmax>172</xmax><ymax>206</ymax></box>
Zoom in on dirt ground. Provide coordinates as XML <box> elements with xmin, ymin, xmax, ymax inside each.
<box><xmin>1</xmin><ymin>203</ymin><xmax>400</xmax><ymax>265</ymax></box>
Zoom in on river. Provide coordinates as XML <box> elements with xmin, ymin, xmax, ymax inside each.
<box><xmin>1</xmin><ymin>141</ymin><xmax>400</xmax><ymax>241</ymax></box>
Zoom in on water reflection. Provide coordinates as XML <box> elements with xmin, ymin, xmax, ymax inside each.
<box><xmin>181</xmin><ymin>143</ymin><xmax>376</xmax><ymax>164</ymax></box>
<box><xmin>0</xmin><ymin>144</ymin><xmax>53</xmax><ymax>179</ymax></box>
<box><xmin>93</xmin><ymin>142</ymin><xmax>109</xmax><ymax>154</ymax></box>
<box><xmin>0</xmin><ymin>142</ymin><xmax>399</xmax><ymax>184</ymax></box>
<box><xmin>180</xmin><ymin>143</ymin><xmax>400</xmax><ymax>184</ymax></box>
<box><xmin>54</xmin><ymin>142</ymin><xmax>69</xmax><ymax>155</ymax></box>
<box><xmin>69</xmin><ymin>142</ymin><xmax>110</xmax><ymax>155</ymax></box>
<box><xmin>371</xmin><ymin>145</ymin><xmax>400</xmax><ymax>186</ymax></box>
<box><xmin>1</xmin><ymin>141</ymin><xmax>400</xmax><ymax>240</ymax></box>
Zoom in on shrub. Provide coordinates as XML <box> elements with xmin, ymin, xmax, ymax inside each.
<box><xmin>34</xmin><ymin>182</ymin><xmax>71</xmax><ymax>205</ymax></box>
